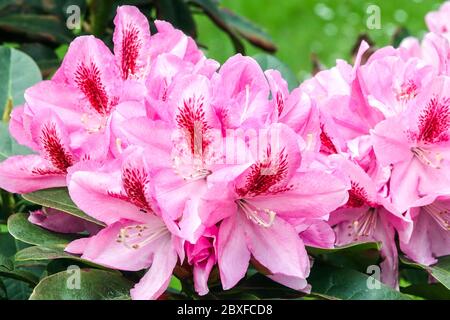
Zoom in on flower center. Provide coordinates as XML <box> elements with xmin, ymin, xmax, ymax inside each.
<box><xmin>423</xmin><ymin>202</ymin><xmax>450</xmax><ymax>231</ymax></box>
<box><xmin>176</xmin><ymin>95</ymin><xmax>211</xmax><ymax>157</ymax></box>
<box><xmin>236</xmin><ymin>146</ymin><xmax>291</xmax><ymax>197</ymax></box>
<box><xmin>116</xmin><ymin>224</ymin><xmax>168</xmax><ymax>249</ymax></box>
<box><xmin>347</xmin><ymin>207</ymin><xmax>378</xmax><ymax>240</ymax></box>
<box><xmin>237</xmin><ymin>199</ymin><xmax>276</xmax><ymax>228</ymax></box>
<box><xmin>345</xmin><ymin>181</ymin><xmax>376</xmax><ymax>208</ymax></box>
<box><xmin>396</xmin><ymin>80</ymin><xmax>418</xmax><ymax>103</ymax></box>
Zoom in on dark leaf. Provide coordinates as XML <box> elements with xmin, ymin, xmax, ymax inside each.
<box><xmin>0</xmin><ymin>14</ymin><xmax>73</xmax><ymax>44</ymax></box>
<box><xmin>308</xmin><ymin>263</ymin><xmax>411</xmax><ymax>300</ymax></box>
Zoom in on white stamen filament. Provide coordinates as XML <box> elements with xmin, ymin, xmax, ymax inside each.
<box><xmin>423</xmin><ymin>202</ymin><xmax>450</xmax><ymax>231</ymax></box>
<box><xmin>238</xmin><ymin>199</ymin><xmax>276</xmax><ymax>228</ymax></box>
<box><xmin>172</xmin><ymin>155</ymin><xmax>212</xmax><ymax>181</ymax></box>
<box><xmin>116</xmin><ymin>224</ymin><xmax>168</xmax><ymax>250</ymax></box>
<box><xmin>81</xmin><ymin>113</ymin><xmax>107</xmax><ymax>133</ymax></box>
<box><xmin>412</xmin><ymin>147</ymin><xmax>443</xmax><ymax>169</ymax></box>
<box><xmin>116</xmin><ymin>138</ymin><xmax>123</xmax><ymax>154</ymax></box>
<box><xmin>349</xmin><ymin>208</ymin><xmax>377</xmax><ymax>240</ymax></box>
<box><xmin>305</xmin><ymin>133</ymin><xmax>314</xmax><ymax>151</ymax></box>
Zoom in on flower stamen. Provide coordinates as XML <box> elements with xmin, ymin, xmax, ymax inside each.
<box><xmin>237</xmin><ymin>199</ymin><xmax>276</xmax><ymax>228</ymax></box>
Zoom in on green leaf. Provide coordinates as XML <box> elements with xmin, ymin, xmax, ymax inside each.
<box><xmin>0</xmin><ymin>122</ymin><xmax>33</xmax><ymax>161</ymax></box>
<box><xmin>15</xmin><ymin>246</ymin><xmax>111</xmax><ymax>270</ymax></box>
<box><xmin>0</xmin><ymin>46</ymin><xmax>42</xmax><ymax>120</ymax></box>
<box><xmin>253</xmin><ymin>53</ymin><xmax>299</xmax><ymax>91</ymax></box>
<box><xmin>156</xmin><ymin>0</ymin><xmax>197</xmax><ymax>38</ymax></box>
<box><xmin>7</xmin><ymin>212</ymin><xmax>79</xmax><ymax>249</ymax></box>
<box><xmin>0</xmin><ymin>228</ymin><xmax>17</xmax><ymax>257</ymax></box>
<box><xmin>308</xmin><ymin>242</ymin><xmax>381</xmax><ymax>273</ymax></box>
<box><xmin>402</xmin><ymin>283</ymin><xmax>450</xmax><ymax>300</ymax></box>
<box><xmin>30</xmin><ymin>269</ymin><xmax>134</xmax><ymax>300</ymax></box>
<box><xmin>308</xmin><ymin>263</ymin><xmax>411</xmax><ymax>300</ymax></box>
<box><xmin>2</xmin><ymin>277</ymin><xmax>31</xmax><ymax>300</ymax></box>
<box><xmin>168</xmin><ymin>275</ymin><xmax>182</xmax><ymax>293</ymax></box>
<box><xmin>0</xmin><ymin>14</ymin><xmax>72</xmax><ymax>44</ymax></box>
<box><xmin>401</xmin><ymin>256</ymin><xmax>450</xmax><ymax>291</ymax></box>
<box><xmin>0</xmin><ymin>278</ymin><xmax>6</xmax><ymax>299</ymax></box>
<box><xmin>22</xmin><ymin>188</ymin><xmax>105</xmax><ymax>226</ymax></box>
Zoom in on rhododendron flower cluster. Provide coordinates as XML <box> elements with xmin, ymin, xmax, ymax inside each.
<box><xmin>1</xmin><ymin>3</ymin><xmax>450</xmax><ymax>299</ymax></box>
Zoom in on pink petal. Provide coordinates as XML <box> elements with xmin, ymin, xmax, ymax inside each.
<box><xmin>0</xmin><ymin>155</ymin><xmax>66</xmax><ymax>193</ymax></box>
<box><xmin>113</xmin><ymin>5</ymin><xmax>151</xmax><ymax>80</ymax></box>
<box><xmin>242</xmin><ymin>214</ymin><xmax>310</xmax><ymax>279</ymax></box>
<box><xmin>130</xmin><ymin>235</ymin><xmax>178</xmax><ymax>300</ymax></box>
<box><xmin>217</xmin><ymin>215</ymin><xmax>251</xmax><ymax>290</ymax></box>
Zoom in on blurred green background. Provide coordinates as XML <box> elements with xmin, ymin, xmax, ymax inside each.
<box><xmin>196</xmin><ymin>0</ymin><xmax>444</xmax><ymax>79</ymax></box>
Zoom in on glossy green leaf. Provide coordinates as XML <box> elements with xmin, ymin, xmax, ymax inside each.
<box><xmin>253</xmin><ymin>53</ymin><xmax>299</xmax><ymax>91</ymax></box>
<box><xmin>2</xmin><ymin>277</ymin><xmax>32</xmax><ymax>300</ymax></box>
<box><xmin>15</xmin><ymin>246</ymin><xmax>110</xmax><ymax>270</ymax></box>
<box><xmin>0</xmin><ymin>278</ymin><xmax>6</xmax><ymax>299</ymax></box>
<box><xmin>0</xmin><ymin>46</ymin><xmax>42</xmax><ymax>120</ymax></box>
<box><xmin>308</xmin><ymin>242</ymin><xmax>381</xmax><ymax>273</ymax></box>
<box><xmin>401</xmin><ymin>256</ymin><xmax>450</xmax><ymax>291</ymax></box>
<box><xmin>308</xmin><ymin>263</ymin><xmax>411</xmax><ymax>300</ymax></box>
<box><xmin>22</xmin><ymin>188</ymin><xmax>105</xmax><ymax>226</ymax></box>
<box><xmin>402</xmin><ymin>283</ymin><xmax>450</xmax><ymax>300</ymax></box>
<box><xmin>0</xmin><ymin>14</ymin><xmax>72</xmax><ymax>44</ymax></box>
<box><xmin>30</xmin><ymin>269</ymin><xmax>133</xmax><ymax>300</ymax></box>
<box><xmin>7</xmin><ymin>212</ymin><xmax>78</xmax><ymax>249</ymax></box>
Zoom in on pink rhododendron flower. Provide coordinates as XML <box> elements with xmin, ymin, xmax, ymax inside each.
<box><xmin>66</xmin><ymin>148</ymin><xmax>184</xmax><ymax>300</ymax></box>
<box><xmin>426</xmin><ymin>2</ymin><xmax>450</xmax><ymax>36</ymax></box>
<box><xmin>66</xmin><ymin>216</ymin><xmax>182</xmax><ymax>300</ymax></box>
<box><xmin>399</xmin><ymin>194</ymin><xmax>450</xmax><ymax>266</ymax></box>
<box><xmin>201</xmin><ymin>123</ymin><xmax>349</xmax><ymax>290</ymax></box>
<box><xmin>328</xmin><ymin>156</ymin><xmax>412</xmax><ymax>288</ymax></box>
<box><xmin>372</xmin><ymin>76</ymin><xmax>450</xmax><ymax>212</ymax></box>
<box><xmin>4</xmin><ymin>2</ymin><xmax>450</xmax><ymax>301</ymax></box>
